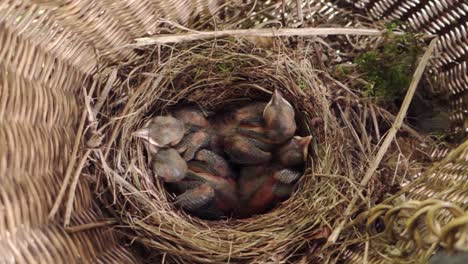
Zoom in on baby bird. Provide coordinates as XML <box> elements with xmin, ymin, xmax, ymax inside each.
<box><xmin>223</xmin><ymin>134</ymin><xmax>273</xmax><ymax>165</ymax></box>
<box><xmin>185</xmin><ymin>169</ymin><xmax>239</xmax><ymax>216</ymax></box>
<box><xmin>133</xmin><ymin>116</ymin><xmax>185</xmax><ymax>147</ymax></box>
<box><xmin>239</xmin><ymin>167</ymin><xmax>300</xmax><ymax>217</ymax></box>
<box><xmin>151</xmin><ymin>148</ymin><xmax>187</xmax><ymax>182</ymax></box>
<box><xmin>172</xmin><ymin>106</ymin><xmax>211</xmax><ymax>131</ymax></box>
<box><xmin>194</xmin><ymin>149</ymin><xmax>235</xmax><ymax>179</ymax></box>
<box><xmin>169</xmin><ymin>180</ymin><xmax>204</xmax><ymax>194</ymax></box>
<box><xmin>238</xmin><ymin>166</ymin><xmax>270</xmax><ymax>203</ymax></box>
<box><xmin>175</xmin><ymin>183</ymin><xmax>215</xmax><ymax>211</ymax></box>
<box><xmin>212</xmin><ymin>103</ymin><xmax>266</xmax><ymax>137</ymax></box>
<box><xmin>276</xmin><ymin>135</ymin><xmax>312</xmax><ymax>167</ymax></box>
<box><xmin>263</xmin><ymin>89</ymin><xmax>296</xmax><ymax>144</ymax></box>
<box><xmin>231</xmin><ymin>102</ymin><xmax>267</xmax><ymax>126</ymax></box>
<box><xmin>175</xmin><ymin>130</ymin><xmax>211</xmax><ymax>161</ymax></box>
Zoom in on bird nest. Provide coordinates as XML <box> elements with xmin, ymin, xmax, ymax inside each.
<box><xmin>90</xmin><ymin>34</ymin><xmax>434</xmax><ymax>263</ymax></box>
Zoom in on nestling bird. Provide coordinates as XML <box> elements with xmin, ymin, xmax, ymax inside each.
<box><xmin>185</xmin><ymin>170</ymin><xmax>239</xmax><ymax>216</ymax></box>
<box><xmin>234</xmin><ymin>122</ymin><xmax>272</xmax><ymax>143</ymax></box>
<box><xmin>238</xmin><ymin>166</ymin><xmax>269</xmax><ymax>202</ymax></box>
<box><xmin>238</xmin><ymin>166</ymin><xmax>300</xmax><ymax>201</ymax></box>
<box><xmin>230</xmin><ymin>102</ymin><xmax>267</xmax><ymax>126</ymax></box>
<box><xmin>168</xmin><ymin>180</ymin><xmax>204</xmax><ymax>194</ymax></box>
<box><xmin>151</xmin><ymin>148</ymin><xmax>187</xmax><ymax>182</ymax></box>
<box><xmin>174</xmin><ymin>183</ymin><xmax>215</xmax><ymax>210</ymax></box>
<box><xmin>175</xmin><ymin>130</ymin><xmax>211</xmax><ymax>161</ymax></box>
<box><xmin>211</xmin><ymin>103</ymin><xmax>272</xmax><ymax>159</ymax></box>
<box><xmin>276</xmin><ymin>135</ymin><xmax>312</xmax><ymax>167</ymax></box>
<box><xmin>239</xmin><ymin>166</ymin><xmax>300</xmax><ymax>217</ymax></box>
<box><xmin>211</xmin><ymin>102</ymin><xmax>266</xmax><ymax>137</ymax></box>
<box><xmin>195</xmin><ymin>149</ymin><xmax>235</xmax><ymax>179</ymax></box>
<box><xmin>133</xmin><ymin>116</ymin><xmax>185</xmax><ymax>147</ymax></box>
<box><xmin>263</xmin><ymin>89</ymin><xmax>296</xmax><ymax>143</ymax></box>
<box><xmin>171</xmin><ymin>106</ymin><xmax>211</xmax><ymax>131</ymax></box>
<box><xmin>223</xmin><ymin>133</ymin><xmax>273</xmax><ymax>165</ymax></box>
<box><xmin>174</xmin><ymin>181</ymin><xmax>227</xmax><ymax>220</ymax></box>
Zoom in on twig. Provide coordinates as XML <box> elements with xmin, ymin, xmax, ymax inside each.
<box><xmin>135</xmin><ymin>28</ymin><xmax>404</xmax><ymax>45</ymax></box>
<box><xmin>296</xmin><ymin>0</ymin><xmax>304</xmax><ymax>25</ymax></box>
<box><xmin>327</xmin><ymin>37</ymin><xmax>439</xmax><ymax>244</ymax></box>
<box><xmin>338</xmin><ymin>105</ymin><xmax>368</xmax><ymax>160</ymax></box>
<box><xmin>95</xmin><ymin>69</ymin><xmax>118</xmax><ymax>114</ymax></box>
<box><xmin>64</xmin><ymin>149</ymin><xmax>92</xmax><ymax>226</ymax></box>
<box><xmin>281</xmin><ymin>0</ymin><xmax>286</xmax><ymax>25</ymax></box>
<box><xmin>378</xmin><ymin>107</ymin><xmax>432</xmax><ymax>143</ymax></box>
<box><xmin>369</xmin><ymin>105</ymin><xmax>381</xmax><ymax>141</ymax></box>
<box><xmin>48</xmin><ymin>78</ymin><xmax>96</xmax><ymax>219</ymax></box>
<box><xmin>312</xmin><ymin>42</ymin><xmax>327</xmax><ymax>71</ymax></box>
<box><xmin>364</xmin><ymin>234</ymin><xmax>369</xmax><ymax>264</ymax></box>
<box><xmin>65</xmin><ymin>218</ymin><xmax>118</xmax><ymax>233</ymax></box>
<box><xmin>63</xmin><ymin>78</ymin><xmax>112</xmax><ymax>226</ymax></box>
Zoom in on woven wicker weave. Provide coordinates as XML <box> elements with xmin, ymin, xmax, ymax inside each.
<box><xmin>0</xmin><ymin>0</ymin><xmax>466</xmax><ymax>263</ymax></box>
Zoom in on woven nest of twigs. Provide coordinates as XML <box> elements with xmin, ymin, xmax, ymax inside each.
<box><xmin>90</xmin><ymin>28</ymin><xmax>436</xmax><ymax>262</ymax></box>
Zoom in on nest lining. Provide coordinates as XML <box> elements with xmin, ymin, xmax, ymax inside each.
<box><xmin>91</xmin><ymin>36</ymin><xmax>434</xmax><ymax>263</ymax></box>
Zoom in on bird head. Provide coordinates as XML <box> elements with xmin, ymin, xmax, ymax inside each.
<box><xmin>266</xmin><ymin>89</ymin><xmax>293</xmax><ymax>110</ymax></box>
<box><xmin>263</xmin><ymin>89</ymin><xmax>296</xmax><ymax>143</ymax></box>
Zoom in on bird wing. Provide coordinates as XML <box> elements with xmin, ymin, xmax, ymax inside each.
<box><xmin>225</xmin><ymin>136</ymin><xmax>272</xmax><ymax>165</ymax></box>
<box><xmin>195</xmin><ymin>149</ymin><xmax>232</xmax><ymax>179</ymax></box>
<box><xmin>175</xmin><ymin>183</ymin><xmax>215</xmax><ymax>210</ymax></box>
<box><xmin>187</xmin><ymin>161</ymin><xmax>219</xmax><ymax>177</ymax></box>
<box><xmin>273</xmin><ymin>169</ymin><xmax>301</xmax><ymax>184</ymax></box>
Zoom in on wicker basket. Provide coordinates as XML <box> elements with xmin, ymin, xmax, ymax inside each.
<box><xmin>0</xmin><ymin>0</ymin><xmax>466</xmax><ymax>263</ymax></box>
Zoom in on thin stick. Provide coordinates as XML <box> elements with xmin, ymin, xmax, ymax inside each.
<box><xmin>65</xmin><ymin>218</ymin><xmax>118</xmax><ymax>233</ymax></box>
<box><xmin>95</xmin><ymin>69</ymin><xmax>118</xmax><ymax>114</ymax></box>
<box><xmin>327</xmin><ymin>37</ymin><xmax>439</xmax><ymax>244</ymax></box>
<box><xmin>135</xmin><ymin>28</ymin><xmax>404</xmax><ymax>45</ymax></box>
<box><xmin>296</xmin><ymin>0</ymin><xmax>304</xmax><ymax>24</ymax></box>
<box><xmin>48</xmin><ymin>79</ymin><xmax>96</xmax><ymax>219</ymax></box>
<box><xmin>64</xmin><ymin>149</ymin><xmax>92</xmax><ymax>226</ymax></box>
<box><xmin>364</xmin><ymin>234</ymin><xmax>369</xmax><ymax>264</ymax></box>
<box><xmin>281</xmin><ymin>0</ymin><xmax>286</xmax><ymax>25</ymax></box>
<box><xmin>369</xmin><ymin>105</ymin><xmax>381</xmax><ymax>141</ymax></box>
<box><xmin>378</xmin><ymin>107</ymin><xmax>431</xmax><ymax>143</ymax></box>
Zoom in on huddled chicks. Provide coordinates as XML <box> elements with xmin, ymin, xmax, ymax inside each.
<box><xmin>133</xmin><ymin>90</ymin><xmax>311</xmax><ymax>219</ymax></box>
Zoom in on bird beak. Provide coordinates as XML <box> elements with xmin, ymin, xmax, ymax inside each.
<box><xmin>132</xmin><ymin>128</ymin><xmax>159</xmax><ymax>154</ymax></box>
<box><xmin>271</xmin><ymin>89</ymin><xmax>281</xmax><ymax>104</ymax></box>
<box><xmin>300</xmin><ymin>135</ymin><xmax>312</xmax><ymax>160</ymax></box>
<box><xmin>132</xmin><ymin>128</ymin><xmax>150</xmax><ymax>139</ymax></box>
<box><xmin>204</xmin><ymin>110</ymin><xmax>215</xmax><ymax>117</ymax></box>
<box><xmin>132</xmin><ymin>128</ymin><xmax>161</xmax><ymax>148</ymax></box>
<box><xmin>272</xmin><ymin>89</ymin><xmax>293</xmax><ymax>108</ymax></box>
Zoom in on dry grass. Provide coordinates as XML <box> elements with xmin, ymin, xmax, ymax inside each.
<box><xmin>35</xmin><ymin>1</ymin><xmax>463</xmax><ymax>263</ymax></box>
<box><xmin>60</xmin><ymin>3</ymin><xmax>443</xmax><ymax>263</ymax></box>
<box><xmin>79</xmin><ymin>32</ymin><xmax>437</xmax><ymax>263</ymax></box>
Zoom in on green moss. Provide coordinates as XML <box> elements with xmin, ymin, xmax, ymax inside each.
<box><xmin>216</xmin><ymin>62</ymin><xmax>234</xmax><ymax>75</ymax></box>
<box><xmin>354</xmin><ymin>26</ymin><xmax>424</xmax><ymax>101</ymax></box>
<box><xmin>194</xmin><ymin>67</ymin><xmax>205</xmax><ymax>79</ymax></box>
<box><xmin>335</xmin><ymin>64</ymin><xmax>353</xmax><ymax>76</ymax></box>
<box><xmin>297</xmin><ymin>77</ymin><xmax>307</xmax><ymax>90</ymax></box>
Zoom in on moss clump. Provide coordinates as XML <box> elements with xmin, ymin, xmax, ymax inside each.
<box><xmin>355</xmin><ymin>24</ymin><xmax>424</xmax><ymax>100</ymax></box>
